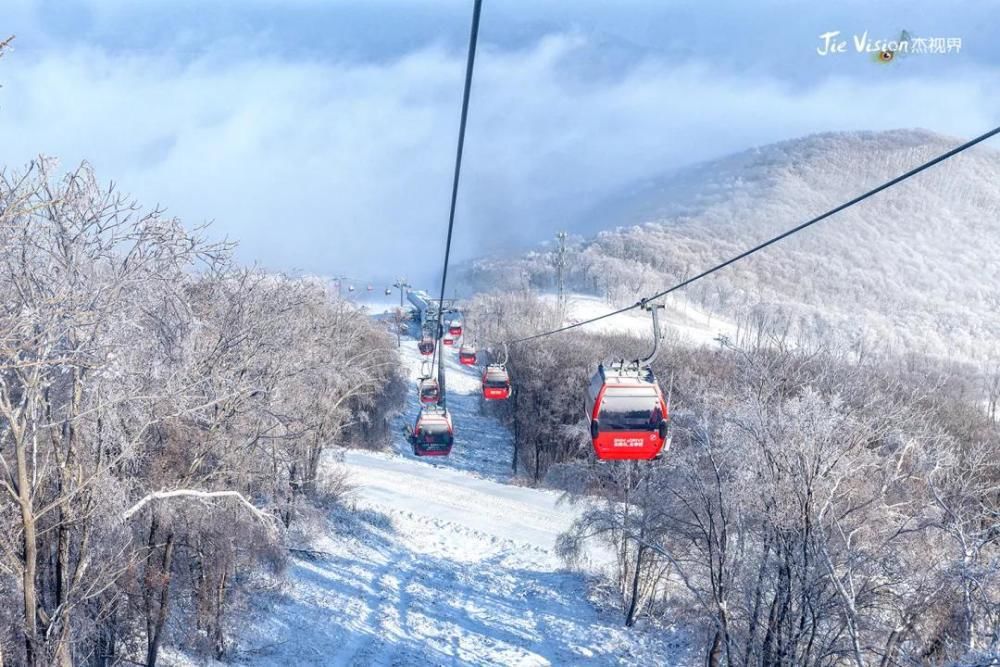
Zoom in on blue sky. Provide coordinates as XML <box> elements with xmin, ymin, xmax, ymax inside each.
<box><xmin>2</xmin><ymin>0</ymin><xmax>998</xmax><ymax>284</ymax></box>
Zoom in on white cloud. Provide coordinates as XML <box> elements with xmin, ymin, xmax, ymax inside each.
<box><xmin>1</xmin><ymin>31</ymin><xmax>997</xmax><ymax>283</ymax></box>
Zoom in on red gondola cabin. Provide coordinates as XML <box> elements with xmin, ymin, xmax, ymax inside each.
<box><xmin>418</xmin><ymin>378</ymin><xmax>440</xmax><ymax>404</ymax></box>
<box><xmin>443</xmin><ymin>337</ymin><xmax>454</xmax><ymax>347</ymax></box>
<box><xmin>587</xmin><ymin>362</ymin><xmax>669</xmax><ymax>461</ymax></box>
<box><xmin>459</xmin><ymin>345</ymin><xmax>477</xmax><ymax>366</ymax></box>
<box><xmin>409</xmin><ymin>406</ymin><xmax>454</xmax><ymax>457</ymax></box>
<box><xmin>449</xmin><ymin>321</ymin><xmax>463</xmax><ymax>337</ymax></box>
<box><xmin>482</xmin><ymin>364</ymin><xmax>511</xmax><ymax>400</ymax></box>
<box><xmin>418</xmin><ymin>337</ymin><xmax>434</xmax><ymax>355</ymax></box>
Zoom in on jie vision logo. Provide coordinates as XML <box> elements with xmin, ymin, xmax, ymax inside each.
<box><xmin>816</xmin><ymin>30</ymin><xmax>962</xmax><ymax>64</ymax></box>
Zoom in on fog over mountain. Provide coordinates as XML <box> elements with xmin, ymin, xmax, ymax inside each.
<box><xmin>465</xmin><ymin>129</ymin><xmax>1000</xmax><ymax>362</ymax></box>
<box><xmin>3</xmin><ymin>1</ymin><xmax>999</xmax><ymax>284</ymax></box>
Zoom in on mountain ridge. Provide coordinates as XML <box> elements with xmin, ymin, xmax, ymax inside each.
<box><xmin>464</xmin><ymin>128</ymin><xmax>1000</xmax><ymax>363</ymax></box>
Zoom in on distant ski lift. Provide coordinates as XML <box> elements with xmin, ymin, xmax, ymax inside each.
<box><xmin>347</xmin><ymin>285</ymin><xmax>355</xmax><ymax>292</ymax></box>
<box><xmin>367</xmin><ymin>284</ymin><xmax>374</xmax><ymax>292</ymax></box>
<box><xmin>385</xmin><ymin>287</ymin><xmax>393</xmax><ymax>296</ymax></box>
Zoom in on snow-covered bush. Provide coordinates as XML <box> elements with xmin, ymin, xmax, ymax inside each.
<box><xmin>561</xmin><ymin>337</ymin><xmax>1000</xmax><ymax>666</ymax></box>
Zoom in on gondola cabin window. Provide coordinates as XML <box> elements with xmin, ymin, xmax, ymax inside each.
<box><xmin>597</xmin><ymin>389</ymin><xmax>663</xmax><ymax>431</ymax></box>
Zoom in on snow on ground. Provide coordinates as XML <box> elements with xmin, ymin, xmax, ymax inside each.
<box><xmin>540</xmin><ymin>292</ymin><xmax>737</xmax><ymax>348</ymax></box>
<box><xmin>214</xmin><ymin>328</ymin><xmax>691</xmax><ymax>667</ymax></box>
<box><xmin>233</xmin><ymin>481</ymin><xmax>687</xmax><ymax>666</ymax></box>
<box><xmin>356</xmin><ymin>293</ymin><xmax>406</xmax><ymax>316</ymax></box>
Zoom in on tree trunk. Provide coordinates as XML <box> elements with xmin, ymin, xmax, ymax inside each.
<box><xmin>706</xmin><ymin>630</ymin><xmax>723</xmax><ymax>667</ymax></box>
<box><xmin>17</xmin><ymin>435</ymin><xmax>39</xmax><ymax>666</ymax></box>
<box><xmin>624</xmin><ymin>544</ymin><xmax>646</xmax><ymax>627</ymax></box>
<box><xmin>743</xmin><ymin>534</ymin><xmax>772</xmax><ymax>665</ymax></box>
<box><xmin>511</xmin><ymin>388</ymin><xmax>519</xmax><ymax>475</ymax></box>
<box><xmin>880</xmin><ymin>629</ymin><xmax>902</xmax><ymax>667</ymax></box>
<box><xmin>962</xmin><ymin>569</ymin><xmax>976</xmax><ymax>654</ymax></box>
<box><xmin>533</xmin><ymin>439</ymin><xmax>542</xmax><ymax>483</ymax></box>
<box><xmin>761</xmin><ymin>588</ymin><xmax>779</xmax><ymax>666</ymax></box>
<box><xmin>146</xmin><ymin>530</ymin><xmax>175</xmax><ymax>667</ymax></box>
<box><xmin>94</xmin><ymin>603</ymin><xmax>118</xmax><ymax>667</ymax></box>
<box><xmin>54</xmin><ymin>507</ymin><xmax>72</xmax><ymax>667</ymax></box>
<box><xmin>212</xmin><ymin>569</ymin><xmax>228</xmax><ymax>659</ymax></box>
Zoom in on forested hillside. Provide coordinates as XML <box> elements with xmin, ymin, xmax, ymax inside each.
<box><xmin>458</xmin><ymin>130</ymin><xmax>1000</xmax><ymax>663</ymax></box>
<box><xmin>465</xmin><ymin>130</ymin><xmax>1000</xmax><ymax>363</ymax></box>
<box><xmin>463</xmin><ymin>290</ymin><xmax>1000</xmax><ymax>665</ymax></box>
<box><xmin>0</xmin><ymin>160</ymin><xmax>406</xmax><ymax>665</ymax></box>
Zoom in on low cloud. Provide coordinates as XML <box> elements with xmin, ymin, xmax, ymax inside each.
<box><xmin>1</xmin><ymin>28</ymin><xmax>997</xmax><ymax>284</ymax></box>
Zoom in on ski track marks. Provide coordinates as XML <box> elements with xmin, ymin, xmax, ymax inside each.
<box><xmin>220</xmin><ymin>336</ymin><xmax>690</xmax><ymax>666</ymax></box>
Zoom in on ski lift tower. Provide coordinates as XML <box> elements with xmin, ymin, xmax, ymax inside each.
<box><xmin>407</xmin><ymin>290</ymin><xmax>458</xmax><ymax>336</ymax></box>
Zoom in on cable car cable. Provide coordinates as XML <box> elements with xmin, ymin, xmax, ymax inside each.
<box><xmin>506</xmin><ymin>125</ymin><xmax>1000</xmax><ymax>346</ymax></box>
<box><xmin>430</xmin><ymin>0</ymin><xmax>484</xmax><ymax>384</ymax></box>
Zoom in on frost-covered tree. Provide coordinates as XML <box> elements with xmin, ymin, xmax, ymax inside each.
<box><xmin>0</xmin><ymin>160</ymin><xmax>405</xmax><ymax>665</ymax></box>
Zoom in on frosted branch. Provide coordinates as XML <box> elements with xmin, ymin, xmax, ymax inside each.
<box><xmin>123</xmin><ymin>489</ymin><xmax>276</xmax><ymax>530</ymax></box>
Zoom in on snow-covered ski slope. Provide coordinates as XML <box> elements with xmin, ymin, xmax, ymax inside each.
<box><xmin>221</xmin><ymin>326</ymin><xmax>690</xmax><ymax>666</ymax></box>
<box><xmin>541</xmin><ymin>292</ymin><xmax>737</xmax><ymax>348</ymax></box>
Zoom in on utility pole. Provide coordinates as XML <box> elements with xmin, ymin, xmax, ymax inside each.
<box><xmin>393</xmin><ymin>278</ymin><xmax>411</xmax><ymax>309</ymax></box>
<box><xmin>332</xmin><ymin>275</ymin><xmax>349</xmax><ymax>299</ymax></box>
<box><xmin>392</xmin><ymin>278</ymin><xmax>411</xmax><ymax>348</ymax></box>
<box><xmin>437</xmin><ymin>339</ymin><xmax>447</xmax><ymax>408</ymax></box>
<box><xmin>555</xmin><ymin>231</ymin><xmax>567</xmax><ymax>307</ymax></box>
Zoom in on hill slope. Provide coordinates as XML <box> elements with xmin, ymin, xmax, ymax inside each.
<box><xmin>197</xmin><ymin>337</ymin><xmax>690</xmax><ymax>666</ymax></box>
<box><xmin>466</xmin><ymin>129</ymin><xmax>1000</xmax><ymax>362</ymax></box>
